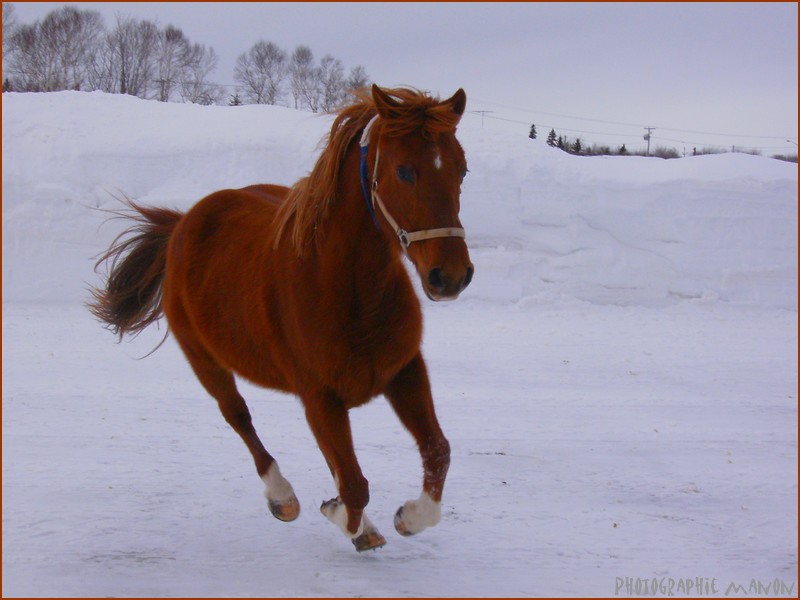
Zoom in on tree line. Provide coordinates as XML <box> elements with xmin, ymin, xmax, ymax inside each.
<box><xmin>529</xmin><ymin>123</ymin><xmax>796</xmax><ymax>162</ymax></box>
<box><xmin>2</xmin><ymin>3</ymin><xmax>370</xmax><ymax>111</ymax></box>
<box><xmin>232</xmin><ymin>41</ymin><xmax>368</xmax><ymax>112</ymax></box>
<box><xmin>530</xmin><ymin>124</ymin><xmax>635</xmax><ymax>157</ymax></box>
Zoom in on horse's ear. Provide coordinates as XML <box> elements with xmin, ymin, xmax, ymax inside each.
<box><xmin>372</xmin><ymin>84</ymin><xmax>400</xmax><ymax>119</ymax></box>
<box><xmin>446</xmin><ymin>88</ymin><xmax>467</xmax><ymax>118</ymax></box>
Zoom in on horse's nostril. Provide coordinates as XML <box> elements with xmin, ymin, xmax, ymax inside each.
<box><xmin>428</xmin><ymin>268</ymin><xmax>445</xmax><ymax>290</ymax></box>
<box><xmin>463</xmin><ymin>266</ymin><xmax>474</xmax><ymax>289</ymax></box>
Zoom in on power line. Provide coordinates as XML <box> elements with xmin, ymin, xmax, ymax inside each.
<box><xmin>476</xmin><ymin>113</ymin><xmax>640</xmax><ymax>139</ymax></box>
<box><xmin>470</xmin><ymin>96</ymin><xmax>797</xmax><ymax>142</ymax></box>
<box><xmin>466</xmin><ymin>104</ymin><xmax>797</xmax><ymax>153</ymax></box>
<box><xmin>471</xmin><ymin>97</ymin><xmax>648</xmax><ymax>129</ymax></box>
<box><xmin>470</xmin><ymin>110</ymin><xmax>494</xmax><ymax>129</ymax></box>
<box><xmin>657</xmin><ymin>126</ymin><xmax>793</xmax><ymax>140</ymax></box>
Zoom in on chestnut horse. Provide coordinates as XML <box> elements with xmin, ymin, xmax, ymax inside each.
<box><xmin>90</xmin><ymin>85</ymin><xmax>473</xmax><ymax>552</ymax></box>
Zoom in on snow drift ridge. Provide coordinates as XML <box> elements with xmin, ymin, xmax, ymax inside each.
<box><xmin>2</xmin><ymin>91</ymin><xmax>797</xmax><ymax>310</ymax></box>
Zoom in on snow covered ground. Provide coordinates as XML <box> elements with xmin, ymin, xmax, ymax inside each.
<box><xmin>2</xmin><ymin>91</ymin><xmax>797</xmax><ymax>597</ymax></box>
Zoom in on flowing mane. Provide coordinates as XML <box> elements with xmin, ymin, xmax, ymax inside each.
<box><xmin>275</xmin><ymin>87</ymin><xmax>463</xmax><ymax>254</ymax></box>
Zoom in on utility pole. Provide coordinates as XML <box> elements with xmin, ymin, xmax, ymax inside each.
<box><xmin>643</xmin><ymin>127</ymin><xmax>655</xmax><ymax>157</ymax></box>
<box><xmin>471</xmin><ymin>110</ymin><xmax>494</xmax><ymax>129</ymax></box>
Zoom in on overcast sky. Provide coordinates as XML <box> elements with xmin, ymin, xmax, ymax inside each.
<box><xmin>9</xmin><ymin>2</ymin><xmax>799</xmax><ymax>154</ymax></box>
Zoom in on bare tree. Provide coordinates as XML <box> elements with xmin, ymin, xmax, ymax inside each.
<box><xmin>234</xmin><ymin>40</ymin><xmax>287</xmax><ymax>105</ymax></box>
<box><xmin>45</xmin><ymin>6</ymin><xmax>103</xmax><ymax>90</ymax></box>
<box><xmin>317</xmin><ymin>54</ymin><xmax>345</xmax><ymax>113</ymax></box>
<box><xmin>5</xmin><ymin>22</ymin><xmax>44</xmax><ymax>91</ymax></box>
<box><xmin>6</xmin><ymin>6</ymin><xmax>103</xmax><ymax>92</ymax></box>
<box><xmin>180</xmin><ymin>43</ymin><xmax>222</xmax><ymax>105</ymax></box>
<box><xmin>2</xmin><ymin>2</ymin><xmax>12</xmax><ymax>90</ymax></box>
<box><xmin>344</xmin><ymin>65</ymin><xmax>370</xmax><ymax>102</ymax></box>
<box><xmin>92</xmin><ymin>15</ymin><xmax>158</xmax><ymax>97</ymax></box>
<box><xmin>154</xmin><ymin>25</ymin><xmax>191</xmax><ymax>102</ymax></box>
<box><xmin>3</xmin><ymin>2</ymin><xmax>18</xmax><ymax>71</ymax></box>
<box><xmin>152</xmin><ymin>24</ymin><xmax>221</xmax><ymax>103</ymax></box>
<box><xmin>4</xmin><ymin>5</ymin><xmax>221</xmax><ymax>102</ymax></box>
<box><xmin>88</xmin><ymin>33</ymin><xmax>114</xmax><ymax>92</ymax></box>
<box><xmin>288</xmin><ymin>45</ymin><xmax>316</xmax><ymax>110</ymax></box>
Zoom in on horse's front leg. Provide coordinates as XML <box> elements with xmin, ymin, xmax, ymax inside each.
<box><xmin>304</xmin><ymin>391</ymin><xmax>386</xmax><ymax>551</ymax></box>
<box><xmin>384</xmin><ymin>353</ymin><xmax>451</xmax><ymax>536</ymax></box>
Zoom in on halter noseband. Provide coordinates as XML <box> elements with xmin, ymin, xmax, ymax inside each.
<box><xmin>359</xmin><ymin>115</ymin><xmax>466</xmax><ymax>250</ymax></box>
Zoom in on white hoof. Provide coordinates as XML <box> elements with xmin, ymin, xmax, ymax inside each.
<box><xmin>261</xmin><ymin>463</ymin><xmax>300</xmax><ymax>522</ymax></box>
<box><xmin>320</xmin><ymin>497</ymin><xmax>367</xmax><ymax>538</ymax></box>
<box><xmin>394</xmin><ymin>492</ymin><xmax>441</xmax><ymax>536</ymax></box>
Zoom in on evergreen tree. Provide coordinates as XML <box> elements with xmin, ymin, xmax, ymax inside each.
<box><xmin>546</xmin><ymin>128</ymin><xmax>557</xmax><ymax>147</ymax></box>
<box><xmin>618</xmin><ymin>144</ymin><xmax>628</xmax><ymax>155</ymax></box>
<box><xmin>529</xmin><ymin>124</ymin><xmax>537</xmax><ymax>139</ymax></box>
<box><xmin>571</xmin><ymin>138</ymin><xmax>582</xmax><ymax>154</ymax></box>
<box><xmin>557</xmin><ymin>135</ymin><xmax>564</xmax><ymax>150</ymax></box>
<box><xmin>229</xmin><ymin>92</ymin><xmax>243</xmax><ymax>106</ymax></box>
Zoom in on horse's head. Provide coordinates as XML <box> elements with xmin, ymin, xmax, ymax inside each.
<box><xmin>365</xmin><ymin>85</ymin><xmax>474</xmax><ymax>301</ymax></box>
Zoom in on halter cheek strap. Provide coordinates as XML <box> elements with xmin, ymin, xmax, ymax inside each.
<box><xmin>359</xmin><ymin>115</ymin><xmax>466</xmax><ymax>250</ymax></box>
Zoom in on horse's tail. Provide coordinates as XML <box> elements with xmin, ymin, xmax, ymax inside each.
<box><xmin>89</xmin><ymin>201</ymin><xmax>183</xmax><ymax>340</ymax></box>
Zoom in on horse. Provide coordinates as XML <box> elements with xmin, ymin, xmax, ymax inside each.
<box><xmin>90</xmin><ymin>85</ymin><xmax>473</xmax><ymax>552</ymax></box>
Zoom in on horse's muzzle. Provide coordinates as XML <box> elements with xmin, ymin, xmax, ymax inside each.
<box><xmin>425</xmin><ymin>264</ymin><xmax>474</xmax><ymax>301</ymax></box>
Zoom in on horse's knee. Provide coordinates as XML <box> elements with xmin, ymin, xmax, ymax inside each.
<box><xmin>221</xmin><ymin>405</ymin><xmax>253</xmax><ymax>431</ymax></box>
<box><xmin>216</xmin><ymin>396</ymin><xmax>253</xmax><ymax>432</ymax></box>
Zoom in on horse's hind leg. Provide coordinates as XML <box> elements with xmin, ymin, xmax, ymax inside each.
<box><xmin>176</xmin><ymin>337</ymin><xmax>300</xmax><ymax>522</ymax></box>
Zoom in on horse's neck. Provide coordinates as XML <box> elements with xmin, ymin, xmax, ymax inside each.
<box><xmin>295</xmin><ymin>143</ymin><xmax>423</xmax><ymax>361</ymax></box>
<box><xmin>319</xmin><ymin>144</ymin><xmax>413</xmax><ymax>305</ymax></box>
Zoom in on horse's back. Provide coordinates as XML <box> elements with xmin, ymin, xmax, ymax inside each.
<box><xmin>177</xmin><ymin>182</ymin><xmax>287</xmax><ymax>239</ymax></box>
<box><xmin>168</xmin><ymin>184</ymin><xmax>287</xmax><ymax>263</ymax></box>
<box><xmin>239</xmin><ymin>184</ymin><xmax>291</xmax><ymax>207</ymax></box>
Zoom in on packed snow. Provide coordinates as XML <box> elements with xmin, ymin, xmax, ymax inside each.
<box><xmin>2</xmin><ymin>91</ymin><xmax>797</xmax><ymax>597</ymax></box>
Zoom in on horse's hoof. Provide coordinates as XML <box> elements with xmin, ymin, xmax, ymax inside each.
<box><xmin>394</xmin><ymin>494</ymin><xmax>441</xmax><ymax>536</ymax></box>
<box><xmin>352</xmin><ymin>528</ymin><xmax>387</xmax><ymax>552</ymax></box>
<box><xmin>393</xmin><ymin>506</ymin><xmax>414</xmax><ymax>537</ymax></box>
<box><xmin>268</xmin><ymin>496</ymin><xmax>300</xmax><ymax>522</ymax></box>
<box><xmin>320</xmin><ymin>497</ymin><xmax>341</xmax><ymax>516</ymax></box>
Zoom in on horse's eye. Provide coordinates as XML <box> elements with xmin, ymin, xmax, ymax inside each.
<box><xmin>396</xmin><ymin>165</ymin><xmax>415</xmax><ymax>184</ymax></box>
<box><xmin>461</xmin><ymin>168</ymin><xmax>469</xmax><ymax>182</ymax></box>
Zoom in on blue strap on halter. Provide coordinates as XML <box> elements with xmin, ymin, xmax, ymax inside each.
<box><xmin>360</xmin><ymin>145</ymin><xmax>379</xmax><ymax>228</ymax></box>
<box><xmin>359</xmin><ymin>115</ymin><xmax>381</xmax><ymax>229</ymax></box>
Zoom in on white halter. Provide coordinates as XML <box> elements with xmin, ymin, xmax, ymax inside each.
<box><xmin>359</xmin><ymin>115</ymin><xmax>466</xmax><ymax>250</ymax></box>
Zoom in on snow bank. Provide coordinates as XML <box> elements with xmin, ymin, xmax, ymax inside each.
<box><xmin>456</xmin><ymin>127</ymin><xmax>797</xmax><ymax>309</ymax></box>
<box><xmin>2</xmin><ymin>90</ymin><xmax>797</xmax><ymax>310</ymax></box>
